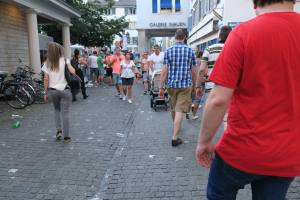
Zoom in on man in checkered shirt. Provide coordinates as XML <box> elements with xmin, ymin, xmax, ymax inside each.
<box><xmin>159</xmin><ymin>29</ymin><xmax>197</xmax><ymax>147</ymax></box>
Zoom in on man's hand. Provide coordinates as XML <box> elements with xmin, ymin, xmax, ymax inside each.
<box><xmin>159</xmin><ymin>88</ymin><xmax>164</xmax><ymax>97</ymax></box>
<box><xmin>196</xmin><ymin>140</ymin><xmax>215</xmax><ymax>168</ymax></box>
<box><xmin>44</xmin><ymin>94</ymin><xmax>48</xmax><ymax>103</ymax></box>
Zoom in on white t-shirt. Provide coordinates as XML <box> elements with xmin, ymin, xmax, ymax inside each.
<box><xmin>88</xmin><ymin>55</ymin><xmax>98</xmax><ymax>68</ymax></box>
<box><xmin>120</xmin><ymin>60</ymin><xmax>135</xmax><ymax>78</ymax></box>
<box><xmin>42</xmin><ymin>58</ymin><xmax>69</xmax><ymax>91</ymax></box>
<box><xmin>148</xmin><ymin>52</ymin><xmax>164</xmax><ymax>75</ymax></box>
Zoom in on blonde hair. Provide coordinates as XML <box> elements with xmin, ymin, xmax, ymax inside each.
<box><xmin>46</xmin><ymin>42</ymin><xmax>65</xmax><ymax>71</ymax></box>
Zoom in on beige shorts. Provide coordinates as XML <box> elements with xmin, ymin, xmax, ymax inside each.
<box><xmin>168</xmin><ymin>87</ymin><xmax>192</xmax><ymax>113</ymax></box>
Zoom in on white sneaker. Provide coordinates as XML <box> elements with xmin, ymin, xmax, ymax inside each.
<box><xmin>128</xmin><ymin>99</ymin><xmax>132</xmax><ymax>104</ymax></box>
<box><xmin>192</xmin><ymin>115</ymin><xmax>199</xmax><ymax>120</ymax></box>
<box><xmin>122</xmin><ymin>96</ymin><xmax>127</xmax><ymax>101</ymax></box>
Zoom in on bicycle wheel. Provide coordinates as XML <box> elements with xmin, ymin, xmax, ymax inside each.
<box><xmin>3</xmin><ymin>84</ymin><xmax>30</xmax><ymax>109</ymax></box>
<box><xmin>22</xmin><ymin>83</ymin><xmax>36</xmax><ymax>105</ymax></box>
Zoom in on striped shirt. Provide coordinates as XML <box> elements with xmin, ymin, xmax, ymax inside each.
<box><xmin>164</xmin><ymin>42</ymin><xmax>197</xmax><ymax>88</ymax></box>
<box><xmin>202</xmin><ymin>43</ymin><xmax>224</xmax><ymax>89</ymax></box>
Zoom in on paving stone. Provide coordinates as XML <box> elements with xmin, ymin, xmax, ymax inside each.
<box><xmin>0</xmin><ymin>84</ymin><xmax>299</xmax><ymax>199</ymax></box>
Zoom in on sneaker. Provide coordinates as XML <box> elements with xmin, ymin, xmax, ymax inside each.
<box><xmin>185</xmin><ymin>113</ymin><xmax>190</xmax><ymax>119</ymax></box>
<box><xmin>172</xmin><ymin>138</ymin><xmax>183</xmax><ymax>147</ymax></box>
<box><xmin>128</xmin><ymin>99</ymin><xmax>133</xmax><ymax>104</ymax></box>
<box><xmin>119</xmin><ymin>94</ymin><xmax>123</xmax><ymax>99</ymax></box>
<box><xmin>191</xmin><ymin>115</ymin><xmax>199</xmax><ymax>120</ymax></box>
<box><xmin>144</xmin><ymin>91</ymin><xmax>147</xmax><ymax>95</ymax></box>
<box><xmin>115</xmin><ymin>93</ymin><xmax>120</xmax><ymax>97</ymax></box>
<box><xmin>122</xmin><ymin>96</ymin><xmax>127</xmax><ymax>101</ymax></box>
<box><xmin>56</xmin><ymin>130</ymin><xmax>62</xmax><ymax>141</ymax></box>
<box><xmin>64</xmin><ymin>137</ymin><xmax>71</xmax><ymax>143</ymax></box>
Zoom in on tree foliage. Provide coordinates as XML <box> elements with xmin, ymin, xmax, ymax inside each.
<box><xmin>41</xmin><ymin>0</ymin><xmax>128</xmax><ymax>47</ymax></box>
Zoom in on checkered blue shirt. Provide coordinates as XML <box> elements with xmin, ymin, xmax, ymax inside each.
<box><xmin>163</xmin><ymin>42</ymin><xmax>197</xmax><ymax>88</ymax></box>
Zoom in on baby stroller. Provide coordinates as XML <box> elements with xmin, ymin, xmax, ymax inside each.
<box><xmin>149</xmin><ymin>71</ymin><xmax>169</xmax><ymax>111</ymax></box>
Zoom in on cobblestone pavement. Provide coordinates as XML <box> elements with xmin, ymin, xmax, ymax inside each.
<box><xmin>0</xmin><ymin>84</ymin><xmax>299</xmax><ymax>200</ymax></box>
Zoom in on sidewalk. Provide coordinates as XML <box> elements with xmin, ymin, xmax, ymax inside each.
<box><xmin>0</xmin><ymin>84</ymin><xmax>299</xmax><ymax>200</ymax></box>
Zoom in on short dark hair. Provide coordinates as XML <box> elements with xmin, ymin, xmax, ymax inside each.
<box><xmin>219</xmin><ymin>26</ymin><xmax>232</xmax><ymax>43</ymax></box>
<box><xmin>175</xmin><ymin>29</ymin><xmax>186</xmax><ymax>40</ymax></box>
<box><xmin>93</xmin><ymin>51</ymin><xmax>97</xmax><ymax>55</ymax></box>
<box><xmin>197</xmin><ymin>51</ymin><xmax>203</xmax><ymax>59</ymax></box>
<box><xmin>253</xmin><ymin>0</ymin><xmax>294</xmax><ymax>7</ymax></box>
<box><xmin>74</xmin><ymin>49</ymin><xmax>80</xmax><ymax>57</ymax></box>
<box><xmin>153</xmin><ymin>44</ymin><xmax>160</xmax><ymax>49</ymax></box>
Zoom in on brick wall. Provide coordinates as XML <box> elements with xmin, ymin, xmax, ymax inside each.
<box><xmin>0</xmin><ymin>2</ymin><xmax>29</xmax><ymax>73</ymax></box>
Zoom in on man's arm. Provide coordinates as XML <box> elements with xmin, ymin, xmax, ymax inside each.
<box><xmin>196</xmin><ymin>61</ymin><xmax>208</xmax><ymax>88</ymax></box>
<box><xmin>191</xmin><ymin>65</ymin><xmax>197</xmax><ymax>87</ymax></box>
<box><xmin>158</xmin><ymin>64</ymin><xmax>168</xmax><ymax>96</ymax></box>
<box><xmin>148</xmin><ymin>60</ymin><xmax>154</xmax><ymax>72</ymax></box>
<box><xmin>159</xmin><ymin>64</ymin><xmax>168</xmax><ymax>88</ymax></box>
<box><xmin>196</xmin><ymin>85</ymin><xmax>234</xmax><ymax>168</ymax></box>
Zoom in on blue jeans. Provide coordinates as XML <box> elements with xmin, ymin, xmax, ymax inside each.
<box><xmin>208</xmin><ymin>153</ymin><xmax>294</xmax><ymax>200</ymax></box>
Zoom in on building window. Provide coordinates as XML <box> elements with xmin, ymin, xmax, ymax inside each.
<box><xmin>125</xmin><ymin>7</ymin><xmax>136</xmax><ymax>15</ymax></box>
<box><xmin>175</xmin><ymin>0</ymin><xmax>181</xmax><ymax>12</ymax></box>
<box><xmin>132</xmin><ymin>37</ymin><xmax>138</xmax><ymax>45</ymax></box>
<box><xmin>128</xmin><ymin>22</ymin><xmax>136</xmax><ymax>29</ymax></box>
<box><xmin>209</xmin><ymin>0</ymin><xmax>215</xmax><ymax>10</ymax></box>
<box><xmin>152</xmin><ymin>0</ymin><xmax>158</xmax><ymax>13</ymax></box>
<box><xmin>161</xmin><ymin>0</ymin><xmax>172</xmax><ymax>13</ymax></box>
<box><xmin>198</xmin><ymin>0</ymin><xmax>202</xmax><ymax>21</ymax></box>
<box><xmin>105</xmin><ymin>8</ymin><xmax>116</xmax><ymax>15</ymax></box>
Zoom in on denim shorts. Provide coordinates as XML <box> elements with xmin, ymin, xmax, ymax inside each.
<box><xmin>90</xmin><ymin>68</ymin><xmax>99</xmax><ymax>77</ymax></box>
<box><xmin>112</xmin><ymin>73</ymin><xmax>122</xmax><ymax>84</ymax></box>
<box><xmin>122</xmin><ymin>78</ymin><xmax>134</xmax><ymax>86</ymax></box>
<box><xmin>207</xmin><ymin>153</ymin><xmax>294</xmax><ymax>200</ymax></box>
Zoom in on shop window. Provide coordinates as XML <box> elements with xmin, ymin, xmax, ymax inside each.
<box><xmin>152</xmin><ymin>0</ymin><xmax>158</xmax><ymax>13</ymax></box>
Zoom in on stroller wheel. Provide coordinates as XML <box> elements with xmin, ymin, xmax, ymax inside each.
<box><xmin>150</xmin><ymin>98</ymin><xmax>154</xmax><ymax>108</ymax></box>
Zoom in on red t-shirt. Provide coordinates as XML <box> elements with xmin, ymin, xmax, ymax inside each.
<box><xmin>210</xmin><ymin>12</ymin><xmax>300</xmax><ymax>177</ymax></box>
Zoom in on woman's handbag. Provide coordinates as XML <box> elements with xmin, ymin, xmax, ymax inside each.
<box><xmin>64</xmin><ymin>59</ymin><xmax>81</xmax><ymax>94</ymax></box>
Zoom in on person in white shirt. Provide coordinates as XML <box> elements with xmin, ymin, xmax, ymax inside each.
<box><xmin>120</xmin><ymin>51</ymin><xmax>135</xmax><ymax>104</ymax></box>
<box><xmin>42</xmin><ymin>42</ymin><xmax>76</xmax><ymax>142</ymax></box>
<box><xmin>148</xmin><ymin>45</ymin><xmax>165</xmax><ymax>78</ymax></box>
<box><xmin>88</xmin><ymin>51</ymin><xmax>99</xmax><ymax>86</ymax></box>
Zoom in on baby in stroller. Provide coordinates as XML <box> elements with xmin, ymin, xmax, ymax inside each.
<box><xmin>149</xmin><ymin>70</ymin><xmax>169</xmax><ymax>111</ymax></box>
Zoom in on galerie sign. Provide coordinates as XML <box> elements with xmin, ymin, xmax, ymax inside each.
<box><xmin>149</xmin><ymin>22</ymin><xmax>186</xmax><ymax>28</ymax></box>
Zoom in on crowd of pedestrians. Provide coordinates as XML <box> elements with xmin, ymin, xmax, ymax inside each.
<box><xmin>41</xmin><ymin>0</ymin><xmax>300</xmax><ymax>199</ymax></box>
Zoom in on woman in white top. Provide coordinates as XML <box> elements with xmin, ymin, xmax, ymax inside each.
<box><xmin>42</xmin><ymin>42</ymin><xmax>76</xmax><ymax>142</ymax></box>
<box><xmin>120</xmin><ymin>52</ymin><xmax>135</xmax><ymax>104</ymax></box>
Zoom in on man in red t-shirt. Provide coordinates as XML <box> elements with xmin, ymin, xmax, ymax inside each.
<box><xmin>196</xmin><ymin>0</ymin><xmax>300</xmax><ymax>199</ymax></box>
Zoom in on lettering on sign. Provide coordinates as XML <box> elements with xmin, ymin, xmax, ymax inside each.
<box><xmin>149</xmin><ymin>22</ymin><xmax>186</xmax><ymax>28</ymax></box>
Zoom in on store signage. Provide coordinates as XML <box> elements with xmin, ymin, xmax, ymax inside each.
<box><xmin>149</xmin><ymin>22</ymin><xmax>186</xmax><ymax>28</ymax></box>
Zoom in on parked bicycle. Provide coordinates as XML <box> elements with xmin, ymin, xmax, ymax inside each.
<box><xmin>9</xmin><ymin>59</ymin><xmax>45</xmax><ymax>104</ymax></box>
<box><xmin>0</xmin><ymin>71</ymin><xmax>30</xmax><ymax>109</ymax></box>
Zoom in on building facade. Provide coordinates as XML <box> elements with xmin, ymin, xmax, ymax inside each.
<box><xmin>0</xmin><ymin>0</ymin><xmax>80</xmax><ymax>73</ymax></box>
<box><xmin>188</xmin><ymin>0</ymin><xmax>300</xmax><ymax>52</ymax></box>
<box><xmin>89</xmin><ymin>0</ymin><xmax>138</xmax><ymax>53</ymax></box>
<box><xmin>136</xmin><ymin>0</ymin><xmax>190</xmax><ymax>54</ymax></box>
